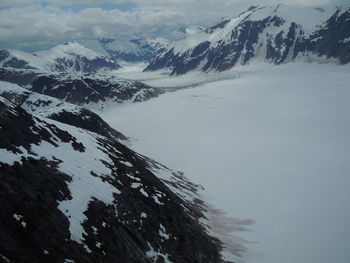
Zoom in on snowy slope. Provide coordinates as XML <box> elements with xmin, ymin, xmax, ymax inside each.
<box><xmin>0</xmin><ymin>84</ymin><xmax>228</xmax><ymax>262</ymax></box>
<box><xmin>0</xmin><ymin>42</ymin><xmax>121</xmax><ymax>73</ymax></box>
<box><xmin>35</xmin><ymin>42</ymin><xmax>103</xmax><ymax>61</ymax></box>
<box><xmin>0</xmin><ymin>49</ymin><xmax>46</xmax><ymax>70</ymax></box>
<box><xmin>81</xmin><ymin>37</ymin><xmax>170</xmax><ymax>63</ymax></box>
<box><xmin>0</xmin><ymin>81</ymin><xmax>127</xmax><ymax>141</ymax></box>
<box><xmin>145</xmin><ymin>5</ymin><xmax>349</xmax><ymax>74</ymax></box>
<box><xmin>102</xmin><ymin>63</ymin><xmax>350</xmax><ymax>263</ymax></box>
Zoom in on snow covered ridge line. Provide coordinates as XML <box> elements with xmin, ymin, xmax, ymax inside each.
<box><xmin>0</xmin><ymin>68</ymin><xmax>164</xmax><ymax>110</ymax></box>
<box><xmin>0</xmin><ymin>97</ymin><xmax>228</xmax><ymax>262</ymax></box>
<box><xmin>81</xmin><ymin>37</ymin><xmax>170</xmax><ymax>63</ymax></box>
<box><xmin>0</xmin><ymin>81</ymin><xmax>127</xmax><ymax>141</ymax></box>
<box><xmin>145</xmin><ymin>5</ymin><xmax>350</xmax><ymax>75</ymax></box>
<box><xmin>0</xmin><ymin>42</ymin><xmax>121</xmax><ymax>73</ymax></box>
<box><xmin>28</xmin><ymin>72</ymin><xmax>164</xmax><ymax>111</ymax></box>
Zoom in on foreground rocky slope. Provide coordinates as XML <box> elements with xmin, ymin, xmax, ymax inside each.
<box><xmin>0</xmin><ymin>82</ymin><xmax>225</xmax><ymax>263</ymax></box>
<box><xmin>145</xmin><ymin>5</ymin><xmax>350</xmax><ymax>75</ymax></box>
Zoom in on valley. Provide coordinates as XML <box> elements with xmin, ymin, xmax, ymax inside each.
<box><xmin>102</xmin><ymin>63</ymin><xmax>350</xmax><ymax>263</ymax></box>
<box><xmin>1</xmin><ymin>2</ymin><xmax>349</xmax><ymax>263</ymax></box>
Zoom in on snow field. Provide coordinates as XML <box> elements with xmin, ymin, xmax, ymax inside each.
<box><xmin>102</xmin><ymin>63</ymin><xmax>350</xmax><ymax>263</ymax></box>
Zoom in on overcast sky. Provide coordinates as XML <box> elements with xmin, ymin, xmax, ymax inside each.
<box><xmin>0</xmin><ymin>0</ymin><xmax>348</xmax><ymax>51</ymax></box>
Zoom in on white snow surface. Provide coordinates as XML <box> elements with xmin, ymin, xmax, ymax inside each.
<box><xmin>52</xmin><ymin>121</ymin><xmax>120</xmax><ymax>243</ymax></box>
<box><xmin>0</xmin><ymin>49</ymin><xmax>46</xmax><ymax>69</ymax></box>
<box><xmin>0</xmin><ymin>81</ymin><xmax>83</xmax><ymax>118</ymax></box>
<box><xmin>146</xmin><ymin>242</ymin><xmax>173</xmax><ymax>263</ymax></box>
<box><xmin>1</xmin><ymin>42</ymin><xmax>113</xmax><ymax>72</ymax></box>
<box><xmin>80</xmin><ymin>37</ymin><xmax>170</xmax><ymax>62</ymax></box>
<box><xmin>102</xmin><ymin>63</ymin><xmax>350</xmax><ymax>263</ymax></box>
<box><xmin>78</xmin><ymin>39</ymin><xmax>110</xmax><ymax>57</ymax></box>
<box><xmin>34</xmin><ymin>42</ymin><xmax>103</xmax><ymax>61</ymax></box>
<box><xmin>106</xmin><ymin>37</ymin><xmax>169</xmax><ymax>54</ymax></box>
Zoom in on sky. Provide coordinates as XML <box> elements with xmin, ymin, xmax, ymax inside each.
<box><xmin>0</xmin><ymin>0</ymin><xmax>348</xmax><ymax>51</ymax></box>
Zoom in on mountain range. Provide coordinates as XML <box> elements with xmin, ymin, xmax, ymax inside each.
<box><xmin>1</xmin><ymin>3</ymin><xmax>350</xmax><ymax>263</ymax></box>
<box><xmin>0</xmin><ymin>42</ymin><xmax>162</xmax><ymax>110</ymax></box>
<box><xmin>0</xmin><ymin>42</ymin><xmax>121</xmax><ymax>73</ymax></box>
<box><xmin>145</xmin><ymin>5</ymin><xmax>350</xmax><ymax>75</ymax></box>
<box><xmin>81</xmin><ymin>37</ymin><xmax>170</xmax><ymax>63</ymax></box>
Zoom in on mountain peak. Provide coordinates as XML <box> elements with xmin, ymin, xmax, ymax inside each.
<box><xmin>0</xmin><ymin>42</ymin><xmax>121</xmax><ymax>73</ymax></box>
<box><xmin>36</xmin><ymin>41</ymin><xmax>105</xmax><ymax>60</ymax></box>
<box><xmin>145</xmin><ymin>6</ymin><xmax>350</xmax><ymax>74</ymax></box>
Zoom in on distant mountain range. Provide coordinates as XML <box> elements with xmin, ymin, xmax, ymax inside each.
<box><xmin>0</xmin><ymin>42</ymin><xmax>121</xmax><ymax>73</ymax></box>
<box><xmin>2</xmin><ymin>5</ymin><xmax>349</xmax><ymax>76</ymax></box>
<box><xmin>0</xmin><ymin>42</ymin><xmax>162</xmax><ymax>109</ymax></box>
<box><xmin>145</xmin><ymin>5</ymin><xmax>350</xmax><ymax>75</ymax></box>
<box><xmin>81</xmin><ymin>37</ymin><xmax>170</xmax><ymax>63</ymax></box>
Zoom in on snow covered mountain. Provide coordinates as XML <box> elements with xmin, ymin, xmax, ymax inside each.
<box><xmin>0</xmin><ymin>40</ymin><xmax>163</xmax><ymax>109</ymax></box>
<box><xmin>81</xmin><ymin>37</ymin><xmax>170</xmax><ymax>63</ymax></box>
<box><xmin>0</xmin><ymin>68</ymin><xmax>162</xmax><ymax>110</ymax></box>
<box><xmin>0</xmin><ymin>81</ymin><xmax>225</xmax><ymax>262</ymax></box>
<box><xmin>0</xmin><ymin>42</ymin><xmax>121</xmax><ymax>73</ymax></box>
<box><xmin>145</xmin><ymin>5</ymin><xmax>350</xmax><ymax>75</ymax></box>
<box><xmin>0</xmin><ymin>82</ymin><xmax>126</xmax><ymax>141</ymax></box>
<box><xmin>29</xmin><ymin>73</ymin><xmax>163</xmax><ymax>109</ymax></box>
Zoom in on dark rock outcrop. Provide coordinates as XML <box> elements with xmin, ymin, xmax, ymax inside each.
<box><xmin>0</xmin><ymin>69</ymin><xmax>163</xmax><ymax>108</ymax></box>
<box><xmin>29</xmin><ymin>74</ymin><xmax>163</xmax><ymax>107</ymax></box>
<box><xmin>51</xmin><ymin>55</ymin><xmax>121</xmax><ymax>73</ymax></box>
<box><xmin>0</xmin><ymin>81</ymin><xmax>127</xmax><ymax>141</ymax></box>
<box><xmin>0</xmin><ymin>68</ymin><xmax>39</xmax><ymax>86</ymax></box>
<box><xmin>294</xmin><ymin>8</ymin><xmax>350</xmax><ymax>64</ymax></box>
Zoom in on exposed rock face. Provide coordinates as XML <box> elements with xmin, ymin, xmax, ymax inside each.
<box><xmin>0</xmin><ymin>92</ymin><xmax>225</xmax><ymax>263</ymax></box>
<box><xmin>49</xmin><ymin>55</ymin><xmax>121</xmax><ymax>73</ymax></box>
<box><xmin>294</xmin><ymin>8</ymin><xmax>350</xmax><ymax>64</ymax></box>
<box><xmin>0</xmin><ymin>68</ymin><xmax>39</xmax><ymax>86</ymax></box>
<box><xmin>0</xmin><ymin>81</ymin><xmax>127</xmax><ymax>141</ymax></box>
<box><xmin>0</xmin><ymin>69</ymin><xmax>163</xmax><ymax>109</ymax></box>
<box><xmin>29</xmin><ymin>73</ymin><xmax>163</xmax><ymax>107</ymax></box>
<box><xmin>145</xmin><ymin>6</ymin><xmax>350</xmax><ymax>75</ymax></box>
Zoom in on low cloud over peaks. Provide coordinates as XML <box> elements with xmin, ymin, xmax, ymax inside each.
<box><xmin>0</xmin><ymin>0</ymin><xmax>348</xmax><ymax>50</ymax></box>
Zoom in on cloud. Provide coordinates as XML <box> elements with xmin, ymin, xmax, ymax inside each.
<box><xmin>0</xmin><ymin>0</ymin><xmax>346</xmax><ymax>8</ymax></box>
<box><xmin>0</xmin><ymin>0</ymin><xmax>348</xmax><ymax>51</ymax></box>
<box><xmin>0</xmin><ymin>5</ymin><xmax>185</xmax><ymax>50</ymax></box>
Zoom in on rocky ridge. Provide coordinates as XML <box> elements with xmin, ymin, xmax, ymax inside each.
<box><xmin>145</xmin><ymin>5</ymin><xmax>350</xmax><ymax>75</ymax></box>
<box><xmin>0</xmin><ymin>82</ymin><xmax>227</xmax><ymax>263</ymax></box>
